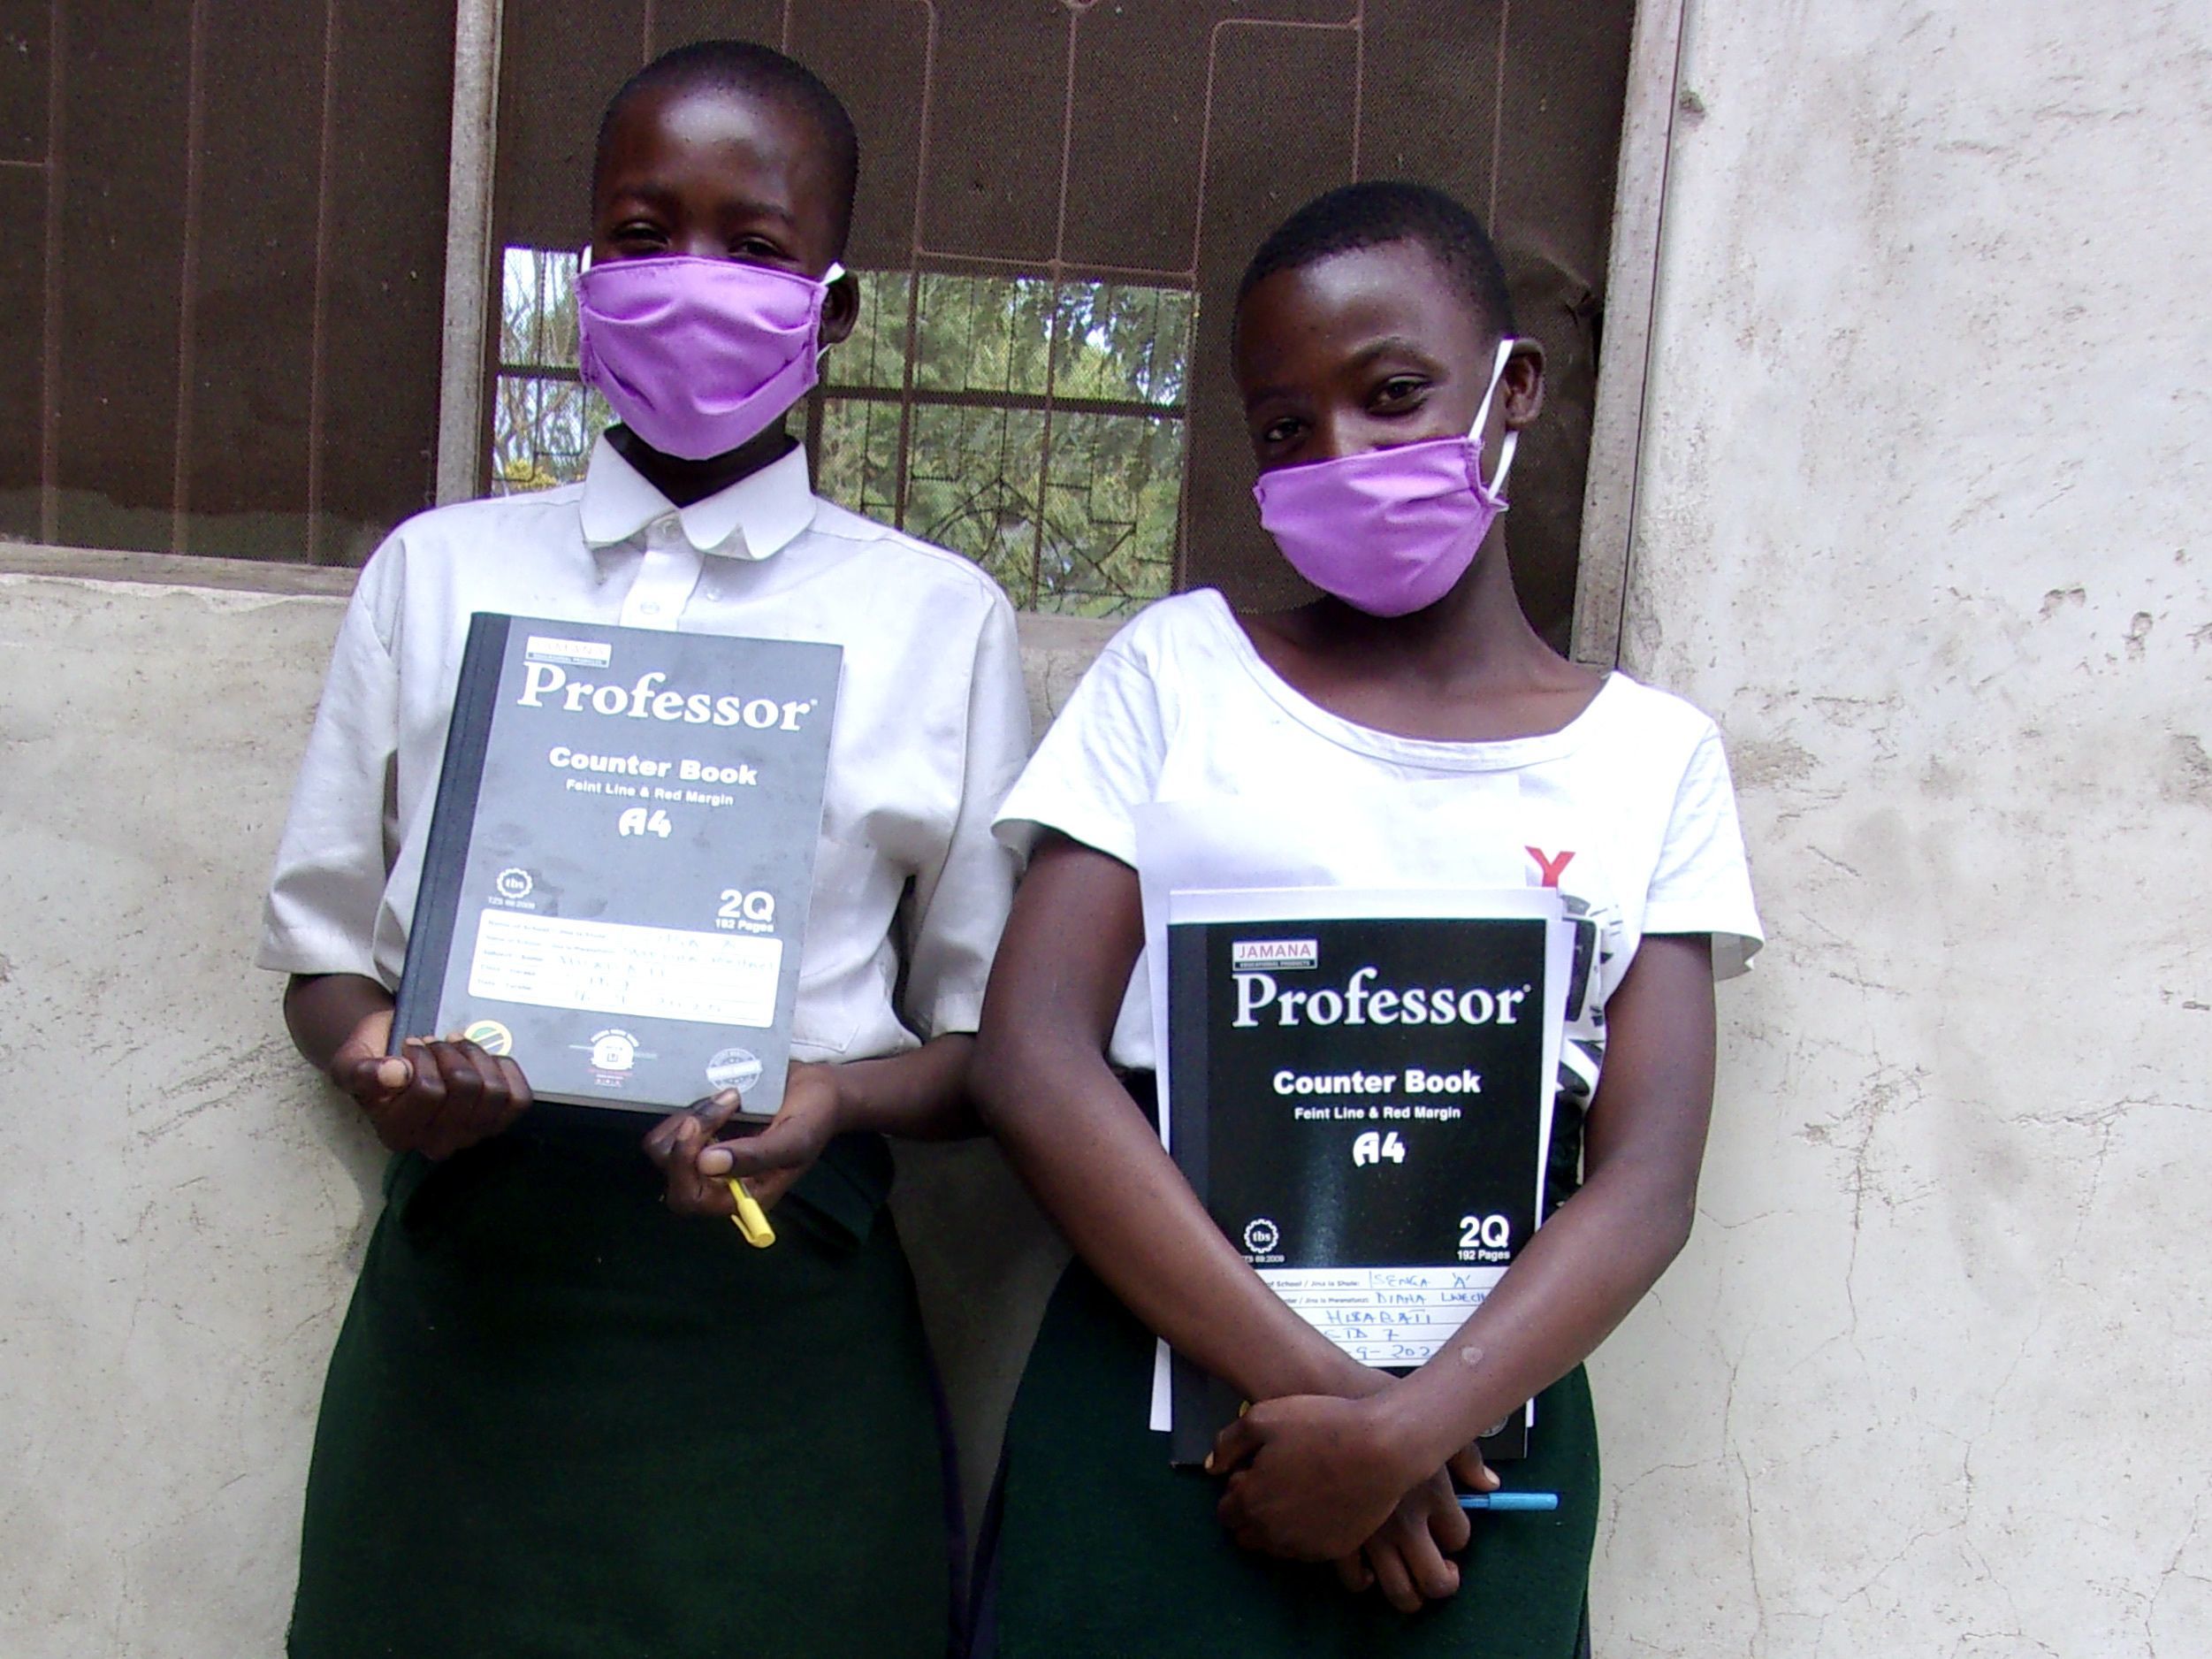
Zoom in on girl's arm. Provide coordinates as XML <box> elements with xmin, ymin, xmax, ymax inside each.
<box><xmin>1212</xmin><ymin>932</ymin><xmax>1719</xmax><ymax>1560</ymax></box>
<box><xmin>969</xmin><ymin>835</ymin><xmax>1383</xmax><ymax>1403</ymax></box>
<box><xmin>971</xmin><ymin>834</ymin><xmax>1476</xmax><ymax>1609</ymax></box>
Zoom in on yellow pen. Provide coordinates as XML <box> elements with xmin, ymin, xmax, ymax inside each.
<box><xmin>726</xmin><ymin>1177</ymin><xmax>776</xmax><ymax>1249</ymax></box>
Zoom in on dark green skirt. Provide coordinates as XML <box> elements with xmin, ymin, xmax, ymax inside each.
<box><xmin>289</xmin><ymin>1112</ymin><xmax>955</xmax><ymax>1659</ymax></box>
<box><xmin>979</xmin><ymin>1260</ymin><xmax>1598</xmax><ymax>1658</ymax></box>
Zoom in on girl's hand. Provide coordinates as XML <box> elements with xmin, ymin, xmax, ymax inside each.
<box><xmin>1210</xmin><ymin>1392</ymin><xmax>1410</xmax><ymax>1561</ymax></box>
<box><xmin>1345</xmin><ymin>1471</ymin><xmax>1476</xmax><ymax>1613</ymax></box>
<box><xmin>329</xmin><ymin>1008</ymin><xmax>532</xmax><ymax>1159</ymax></box>
<box><xmin>1211</xmin><ymin>1391</ymin><xmax>1499</xmax><ymax>1571</ymax></box>
<box><xmin>643</xmin><ymin>1064</ymin><xmax>847</xmax><ymax>1217</ymax></box>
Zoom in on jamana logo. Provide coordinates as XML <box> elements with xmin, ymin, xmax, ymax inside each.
<box><xmin>1232</xmin><ymin>938</ymin><xmax>1318</xmax><ymax>971</ymax></box>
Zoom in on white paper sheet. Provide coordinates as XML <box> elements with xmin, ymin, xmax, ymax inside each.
<box><xmin>467</xmin><ymin>910</ymin><xmax>783</xmax><ymax>1028</ymax></box>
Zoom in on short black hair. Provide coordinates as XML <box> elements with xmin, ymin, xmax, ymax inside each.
<box><xmin>596</xmin><ymin>40</ymin><xmax>860</xmax><ymax>254</ymax></box>
<box><xmin>1237</xmin><ymin>181</ymin><xmax>1517</xmax><ymax>339</ymax></box>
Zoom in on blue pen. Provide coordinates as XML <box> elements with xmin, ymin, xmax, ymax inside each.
<box><xmin>1459</xmin><ymin>1491</ymin><xmax>1560</xmax><ymax>1512</ymax></box>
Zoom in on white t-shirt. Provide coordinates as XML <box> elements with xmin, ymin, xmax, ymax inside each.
<box><xmin>994</xmin><ymin>589</ymin><xmax>1763</xmax><ymax>1081</ymax></box>
<box><xmin>258</xmin><ymin>437</ymin><xmax>1031</xmax><ymax>1064</ymax></box>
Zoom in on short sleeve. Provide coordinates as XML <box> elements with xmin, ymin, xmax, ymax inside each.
<box><xmin>992</xmin><ymin>623</ymin><xmax>1168</xmax><ymax>868</ymax></box>
<box><xmin>896</xmin><ymin>589</ymin><xmax>1032</xmax><ymax>1038</ymax></box>
<box><xmin>254</xmin><ymin>548</ymin><xmax>405</xmax><ymax>982</ymax></box>
<box><xmin>1641</xmin><ymin>725</ymin><xmax>1765</xmax><ymax>978</ymax></box>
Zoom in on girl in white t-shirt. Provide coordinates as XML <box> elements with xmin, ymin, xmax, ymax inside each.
<box><xmin>967</xmin><ymin>182</ymin><xmax>1761</xmax><ymax>1658</ymax></box>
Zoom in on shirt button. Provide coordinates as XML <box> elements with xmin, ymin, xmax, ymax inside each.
<box><xmin>637</xmin><ymin>600</ymin><xmax>662</xmax><ymax>615</ymax></box>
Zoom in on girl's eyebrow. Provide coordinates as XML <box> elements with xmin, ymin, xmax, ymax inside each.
<box><xmin>604</xmin><ymin>182</ymin><xmax>681</xmax><ymax>214</ymax></box>
<box><xmin>1345</xmin><ymin>335</ymin><xmax>1444</xmax><ymax>371</ymax></box>
<box><xmin>718</xmin><ymin>197</ymin><xmax>800</xmax><ymax>226</ymax></box>
<box><xmin>603</xmin><ymin>186</ymin><xmax>797</xmax><ymax>228</ymax></box>
<box><xmin>1240</xmin><ymin>334</ymin><xmax>1443</xmax><ymax>405</ymax></box>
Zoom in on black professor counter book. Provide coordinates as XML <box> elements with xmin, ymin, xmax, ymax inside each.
<box><xmin>1160</xmin><ymin>889</ymin><xmax>1568</xmax><ymax>1465</ymax></box>
<box><xmin>392</xmin><ymin>613</ymin><xmax>841</xmax><ymax>1120</ymax></box>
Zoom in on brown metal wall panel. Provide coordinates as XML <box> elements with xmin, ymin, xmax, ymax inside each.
<box><xmin>1339</xmin><ymin>0</ymin><xmax>1630</xmax><ymax>646</ymax></box>
<box><xmin>311</xmin><ymin>0</ymin><xmax>460</xmax><ymax>562</ymax></box>
<box><xmin>494</xmin><ymin>0</ymin><xmax>644</xmax><ymax>251</ymax></box>
<box><xmin>1180</xmin><ymin>18</ymin><xmax>1360</xmax><ymax>610</ymax></box>
<box><xmin>0</xmin><ymin>168</ymin><xmax>45</xmax><ymax>539</ymax></box>
<box><xmin>786</xmin><ymin>2</ymin><xmax>931</xmax><ymax>272</ymax></box>
<box><xmin>52</xmin><ymin>2</ymin><xmax>193</xmax><ymax>553</ymax></box>
<box><xmin>0</xmin><ymin>2</ymin><xmax>50</xmax><ymax>163</ymax></box>
<box><xmin>1355</xmin><ymin>0</ymin><xmax>1504</xmax><ymax>194</ymax></box>
<box><xmin>647</xmin><ymin>1</ymin><xmax>789</xmax><ymax>60</ymax></box>
<box><xmin>177</xmin><ymin>3</ymin><xmax>326</xmax><ymax>556</ymax></box>
<box><xmin>1056</xmin><ymin>1</ymin><xmax>1217</xmax><ymax>276</ymax></box>
<box><xmin>7</xmin><ymin>0</ymin><xmax>450</xmax><ymax>564</ymax></box>
<box><xmin>1484</xmin><ymin>0</ymin><xmax>1632</xmax><ymax>647</ymax></box>
<box><xmin>913</xmin><ymin>0</ymin><xmax>1069</xmax><ymax>266</ymax></box>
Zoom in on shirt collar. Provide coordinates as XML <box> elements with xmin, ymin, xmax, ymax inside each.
<box><xmin>576</xmin><ymin>434</ymin><xmax>817</xmax><ymax>560</ymax></box>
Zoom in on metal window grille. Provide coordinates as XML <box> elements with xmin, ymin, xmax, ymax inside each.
<box><xmin>492</xmin><ymin>249</ymin><xmax>1188</xmax><ymax>617</ymax></box>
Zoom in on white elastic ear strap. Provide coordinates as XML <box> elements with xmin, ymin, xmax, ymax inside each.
<box><xmin>815</xmin><ymin>263</ymin><xmax>848</xmax><ymax>361</ymax></box>
<box><xmin>1469</xmin><ymin>336</ymin><xmax>1519</xmax><ymax>497</ymax></box>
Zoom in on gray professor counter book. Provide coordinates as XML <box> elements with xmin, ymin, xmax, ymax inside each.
<box><xmin>392</xmin><ymin>613</ymin><xmax>842</xmax><ymax>1121</ymax></box>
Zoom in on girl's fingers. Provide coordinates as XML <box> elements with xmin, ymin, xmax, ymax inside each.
<box><xmin>492</xmin><ymin>1054</ymin><xmax>534</xmax><ymax>1117</ymax></box>
<box><xmin>713</xmin><ymin>1120</ymin><xmax>811</xmax><ymax>1176</ymax></box>
<box><xmin>425</xmin><ymin>1041</ymin><xmax>492</xmax><ymax>1155</ymax></box>
<box><xmin>1448</xmin><ymin>1445</ymin><xmax>1499</xmax><ymax>1493</ymax></box>
<box><xmin>642</xmin><ymin>1111</ymin><xmax>689</xmax><ymax>1165</ymax></box>
<box><xmin>743</xmin><ymin>1166</ymin><xmax>803</xmax><ymax>1212</ymax></box>
<box><xmin>391</xmin><ymin>1037</ymin><xmax>451</xmax><ymax>1152</ymax></box>
<box><xmin>1209</xmin><ymin>1410</ymin><xmax>1266</xmax><ymax>1475</ymax></box>
<box><xmin>1333</xmin><ymin>1553</ymin><xmax>1374</xmax><ymax>1594</ymax></box>
<box><xmin>690</xmin><ymin>1089</ymin><xmax>746</xmax><ymax>1133</ymax></box>
<box><xmin>1367</xmin><ymin>1540</ymin><xmax>1422</xmax><ymax>1614</ymax></box>
<box><xmin>1394</xmin><ymin>1520</ymin><xmax>1461</xmax><ymax>1602</ymax></box>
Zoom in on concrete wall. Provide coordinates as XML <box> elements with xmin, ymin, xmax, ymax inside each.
<box><xmin>4</xmin><ymin>3</ymin><xmax>2209</xmax><ymax>1653</ymax></box>
<box><xmin>1583</xmin><ymin>2</ymin><xmax>2212</xmax><ymax>1654</ymax></box>
<box><xmin>0</xmin><ymin>554</ymin><xmax>1089</xmax><ymax>1655</ymax></box>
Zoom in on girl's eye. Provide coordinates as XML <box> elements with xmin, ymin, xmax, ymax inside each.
<box><xmin>1259</xmin><ymin>417</ymin><xmax>1303</xmax><ymax>447</ymax></box>
<box><xmin>1374</xmin><ymin>377</ymin><xmax>1426</xmax><ymax>408</ymax></box>
<box><xmin>732</xmin><ymin>236</ymin><xmax>786</xmax><ymax>260</ymax></box>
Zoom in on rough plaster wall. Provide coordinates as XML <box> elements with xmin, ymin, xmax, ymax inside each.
<box><xmin>0</xmin><ymin>571</ymin><xmax>1091</xmax><ymax>1657</ymax></box>
<box><xmin>1589</xmin><ymin>3</ymin><xmax>2212</xmax><ymax>1655</ymax></box>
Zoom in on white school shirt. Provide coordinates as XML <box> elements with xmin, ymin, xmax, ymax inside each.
<box><xmin>258</xmin><ymin>436</ymin><xmax>1031</xmax><ymax>1063</ymax></box>
<box><xmin>994</xmin><ymin>588</ymin><xmax>1763</xmax><ymax>1076</ymax></box>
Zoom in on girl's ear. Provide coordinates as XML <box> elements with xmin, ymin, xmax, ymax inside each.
<box><xmin>1500</xmin><ymin>338</ymin><xmax>1545</xmax><ymax>430</ymax></box>
<box><xmin>820</xmin><ymin>269</ymin><xmax>860</xmax><ymax>348</ymax></box>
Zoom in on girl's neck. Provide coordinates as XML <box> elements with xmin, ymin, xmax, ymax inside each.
<box><xmin>608</xmin><ymin>421</ymin><xmax>797</xmax><ymax>508</ymax></box>
<box><xmin>1237</xmin><ymin>535</ymin><xmax>1604</xmax><ymax>744</ymax></box>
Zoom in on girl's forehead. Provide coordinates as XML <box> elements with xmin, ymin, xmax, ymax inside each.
<box><xmin>596</xmin><ymin>85</ymin><xmax>823</xmax><ymax>202</ymax></box>
<box><xmin>1235</xmin><ymin>242</ymin><xmax>1484</xmax><ymax>372</ymax></box>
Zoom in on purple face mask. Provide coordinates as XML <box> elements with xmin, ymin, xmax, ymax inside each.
<box><xmin>1252</xmin><ymin>337</ymin><xmax>1520</xmax><ymax>616</ymax></box>
<box><xmin>576</xmin><ymin>253</ymin><xmax>843</xmax><ymax>461</ymax></box>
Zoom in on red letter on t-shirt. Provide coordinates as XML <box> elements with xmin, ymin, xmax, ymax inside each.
<box><xmin>1526</xmin><ymin>846</ymin><xmax>1576</xmax><ymax>888</ymax></box>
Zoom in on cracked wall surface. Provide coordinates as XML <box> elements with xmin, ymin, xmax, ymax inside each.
<box><xmin>1585</xmin><ymin>2</ymin><xmax>2212</xmax><ymax>1653</ymax></box>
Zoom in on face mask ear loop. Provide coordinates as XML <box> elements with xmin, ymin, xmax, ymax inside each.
<box><xmin>579</xmin><ymin>244</ymin><xmax>593</xmax><ymax>275</ymax></box>
<box><xmin>815</xmin><ymin>261</ymin><xmax>848</xmax><ymax>363</ymax></box>
<box><xmin>1468</xmin><ymin>336</ymin><xmax>1520</xmax><ymax>499</ymax></box>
